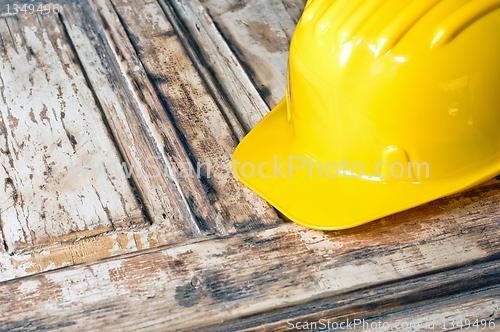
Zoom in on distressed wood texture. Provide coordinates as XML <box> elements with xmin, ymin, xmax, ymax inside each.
<box><xmin>0</xmin><ymin>178</ymin><xmax>499</xmax><ymax>330</ymax></box>
<box><xmin>0</xmin><ymin>11</ymin><xmax>145</xmax><ymax>252</ymax></box>
<box><xmin>100</xmin><ymin>0</ymin><xmax>280</xmax><ymax>233</ymax></box>
<box><xmin>181</xmin><ymin>0</ymin><xmax>306</xmax><ymax>109</ymax></box>
<box><xmin>0</xmin><ymin>0</ymin><xmax>280</xmax><ymax>281</ymax></box>
<box><xmin>1</xmin><ymin>0</ymin><xmax>500</xmax><ymax>330</ymax></box>
<box><xmin>61</xmin><ymin>2</ymin><xmax>201</xmax><ymax>238</ymax></box>
<box><xmin>164</xmin><ymin>0</ymin><xmax>271</xmax><ymax>131</ymax></box>
<box><xmin>0</xmin><ymin>5</ymin><xmax>190</xmax><ymax>280</ymax></box>
<box><xmin>247</xmin><ymin>262</ymin><xmax>500</xmax><ymax>332</ymax></box>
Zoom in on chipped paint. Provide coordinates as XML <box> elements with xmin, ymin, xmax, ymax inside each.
<box><xmin>116</xmin><ymin>234</ymin><xmax>129</xmax><ymax>249</ymax></box>
<box><xmin>133</xmin><ymin>233</ymin><xmax>144</xmax><ymax>250</ymax></box>
<box><xmin>0</xmin><ymin>13</ymin><xmax>144</xmax><ymax>252</ymax></box>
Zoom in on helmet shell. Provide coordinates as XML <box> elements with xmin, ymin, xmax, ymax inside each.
<box><xmin>232</xmin><ymin>0</ymin><xmax>500</xmax><ymax>229</ymax></box>
<box><xmin>290</xmin><ymin>0</ymin><xmax>500</xmax><ymax>179</ymax></box>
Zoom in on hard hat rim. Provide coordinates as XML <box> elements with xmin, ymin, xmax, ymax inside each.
<box><xmin>232</xmin><ymin>98</ymin><xmax>500</xmax><ymax>230</ymax></box>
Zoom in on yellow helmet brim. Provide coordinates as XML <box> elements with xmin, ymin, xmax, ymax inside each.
<box><xmin>232</xmin><ymin>98</ymin><xmax>500</xmax><ymax>230</ymax></box>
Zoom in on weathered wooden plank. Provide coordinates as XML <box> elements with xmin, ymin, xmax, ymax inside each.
<box><xmin>246</xmin><ymin>280</ymin><xmax>500</xmax><ymax>331</ymax></box>
<box><xmin>165</xmin><ymin>0</ymin><xmax>270</xmax><ymax>131</ymax></box>
<box><xmin>103</xmin><ymin>0</ymin><xmax>281</xmax><ymax>233</ymax></box>
<box><xmin>220</xmin><ymin>257</ymin><xmax>500</xmax><ymax>331</ymax></box>
<box><xmin>0</xmin><ymin>0</ymin><xmax>285</xmax><ymax>280</ymax></box>
<box><xmin>0</xmin><ymin>225</ymin><xmax>199</xmax><ymax>281</ymax></box>
<box><xmin>278</xmin><ymin>0</ymin><xmax>306</xmax><ymax>27</ymax></box>
<box><xmin>0</xmin><ymin>11</ymin><xmax>144</xmax><ymax>252</ymax></box>
<box><xmin>194</xmin><ymin>0</ymin><xmax>306</xmax><ymax>107</ymax></box>
<box><xmin>159</xmin><ymin>0</ymin><xmax>249</xmax><ymax>139</ymax></box>
<box><xmin>375</xmin><ymin>293</ymin><xmax>499</xmax><ymax>332</ymax></box>
<box><xmin>1</xmin><ymin>177</ymin><xmax>500</xmax><ymax>330</ymax></box>
<box><xmin>61</xmin><ymin>0</ymin><xmax>212</xmax><ymax>238</ymax></box>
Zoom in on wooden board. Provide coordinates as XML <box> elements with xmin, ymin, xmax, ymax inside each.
<box><xmin>97</xmin><ymin>0</ymin><xmax>280</xmax><ymax>234</ymax></box>
<box><xmin>1</xmin><ymin>177</ymin><xmax>500</xmax><ymax>330</ymax></box>
<box><xmin>165</xmin><ymin>0</ymin><xmax>271</xmax><ymax>132</ymax></box>
<box><xmin>0</xmin><ymin>0</ymin><xmax>500</xmax><ymax>330</ymax></box>
<box><xmin>246</xmin><ymin>261</ymin><xmax>500</xmax><ymax>331</ymax></box>
<box><xmin>0</xmin><ymin>0</ymin><xmax>280</xmax><ymax>281</ymax></box>
<box><xmin>0</xmin><ymin>10</ymin><xmax>144</xmax><ymax>252</ymax></box>
<box><xmin>188</xmin><ymin>0</ymin><xmax>305</xmax><ymax>109</ymax></box>
<box><xmin>0</xmin><ymin>176</ymin><xmax>500</xmax><ymax>331</ymax></box>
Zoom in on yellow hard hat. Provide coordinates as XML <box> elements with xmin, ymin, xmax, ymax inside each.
<box><xmin>232</xmin><ymin>0</ymin><xmax>500</xmax><ymax>230</ymax></box>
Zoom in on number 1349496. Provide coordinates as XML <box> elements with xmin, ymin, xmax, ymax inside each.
<box><xmin>6</xmin><ymin>3</ymin><xmax>61</xmax><ymax>15</ymax></box>
<box><xmin>443</xmin><ymin>319</ymin><xmax>495</xmax><ymax>330</ymax></box>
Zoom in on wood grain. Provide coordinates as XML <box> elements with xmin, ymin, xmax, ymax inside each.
<box><xmin>1</xmin><ymin>177</ymin><xmax>499</xmax><ymax>330</ymax></box>
<box><xmin>165</xmin><ymin>0</ymin><xmax>271</xmax><ymax>131</ymax></box>
<box><xmin>223</xmin><ymin>256</ymin><xmax>500</xmax><ymax>331</ymax></box>
<box><xmin>159</xmin><ymin>0</ymin><xmax>249</xmax><ymax>139</ymax></box>
<box><xmin>244</xmin><ymin>276</ymin><xmax>500</xmax><ymax>331</ymax></box>
<box><xmin>104</xmin><ymin>0</ymin><xmax>281</xmax><ymax>233</ymax></box>
<box><xmin>0</xmin><ymin>11</ymin><xmax>144</xmax><ymax>252</ymax></box>
<box><xmin>61</xmin><ymin>0</ymin><xmax>211</xmax><ymax>238</ymax></box>
<box><xmin>0</xmin><ymin>5</ymin><xmax>193</xmax><ymax>279</ymax></box>
<box><xmin>0</xmin><ymin>0</ymin><xmax>283</xmax><ymax>281</ymax></box>
<box><xmin>195</xmin><ymin>0</ymin><xmax>305</xmax><ymax>108</ymax></box>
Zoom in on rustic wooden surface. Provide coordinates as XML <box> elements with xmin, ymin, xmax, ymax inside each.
<box><xmin>0</xmin><ymin>0</ymin><xmax>281</xmax><ymax>281</ymax></box>
<box><xmin>192</xmin><ymin>0</ymin><xmax>301</xmax><ymax>108</ymax></box>
<box><xmin>0</xmin><ymin>0</ymin><xmax>499</xmax><ymax>330</ymax></box>
<box><xmin>1</xmin><ymin>178</ymin><xmax>500</xmax><ymax>330</ymax></box>
<box><xmin>0</xmin><ymin>9</ymin><xmax>145</xmax><ymax>252</ymax></box>
<box><xmin>102</xmin><ymin>0</ymin><xmax>279</xmax><ymax>233</ymax></box>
